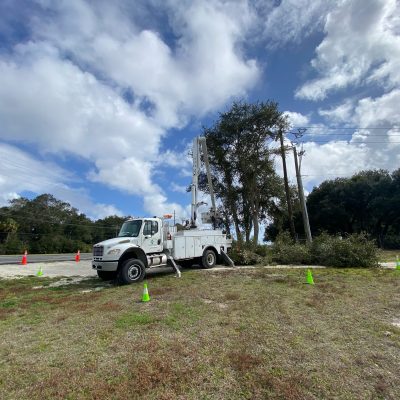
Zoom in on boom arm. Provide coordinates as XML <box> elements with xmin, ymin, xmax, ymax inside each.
<box><xmin>190</xmin><ymin>136</ymin><xmax>217</xmax><ymax>228</ymax></box>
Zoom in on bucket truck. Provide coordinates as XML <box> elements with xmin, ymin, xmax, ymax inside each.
<box><xmin>92</xmin><ymin>137</ymin><xmax>234</xmax><ymax>284</ymax></box>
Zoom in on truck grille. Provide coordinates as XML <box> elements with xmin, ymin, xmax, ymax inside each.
<box><xmin>93</xmin><ymin>246</ymin><xmax>104</xmax><ymax>257</ymax></box>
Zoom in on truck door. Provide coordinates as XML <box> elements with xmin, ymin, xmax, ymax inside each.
<box><xmin>141</xmin><ymin>220</ymin><xmax>163</xmax><ymax>253</ymax></box>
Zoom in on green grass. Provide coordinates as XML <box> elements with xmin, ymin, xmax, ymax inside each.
<box><xmin>115</xmin><ymin>312</ymin><xmax>157</xmax><ymax>328</ymax></box>
<box><xmin>0</xmin><ymin>268</ymin><xmax>399</xmax><ymax>399</ymax></box>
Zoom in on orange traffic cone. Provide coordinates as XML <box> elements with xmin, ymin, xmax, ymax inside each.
<box><xmin>21</xmin><ymin>250</ymin><xmax>28</xmax><ymax>265</ymax></box>
<box><xmin>75</xmin><ymin>250</ymin><xmax>80</xmax><ymax>262</ymax></box>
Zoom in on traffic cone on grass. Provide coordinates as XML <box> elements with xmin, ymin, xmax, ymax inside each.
<box><xmin>75</xmin><ymin>250</ymin><xmax>80</xmax><ymax>262</ymax></box>
<box><xmin>21</xmin><ymin>250</ymin><xmax>27</xmax><ymax>265</ymax></box>
<box><xmin>142</xmin><ymin>283</ymin><xmax>150</xmax><ymax>302</ymax></box>
<box><xmin>396</xmin><ymin>256</ymin><xmax>400</xmax><ymax>271</ymax></box>
<box><xmin>306</xmin><ymin>269</ymin><xmax>315</xmax><ymax>285</ymax></box>
<box><xmin>36</xmin><ymin>266</ymin><xmax>43</xmax><ymax>277</ymax></box>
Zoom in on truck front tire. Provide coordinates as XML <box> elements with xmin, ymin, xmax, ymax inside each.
<box><xmin>201</xmin><ymin>249</ymin><xmax>217</xmax><ymax>269</ymax></box>
<box><xmin>117</xmin><ymin>259</ymin><xmax>145</xmax><ymax>284</ymax></box>
<box><xmin>97</xmin><ymin>270</ymin><xmax>117</xmax><ymax>281</ymax></box>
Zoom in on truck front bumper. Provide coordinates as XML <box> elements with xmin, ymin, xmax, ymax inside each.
<box><xmin>92</xmin><ymin>260</ymin><xmax>119</xmax><ymax>272</ymax></box>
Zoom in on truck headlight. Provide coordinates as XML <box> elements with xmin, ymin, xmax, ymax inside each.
<box><xmin>107</xmin><ymin>248</ymin><xmax>121</xmax><ymax>256</ymax></box>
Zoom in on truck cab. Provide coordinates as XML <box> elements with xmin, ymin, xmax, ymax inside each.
<box><xmin>92</xmin><ymin>218</ymin><xmax>166</xmax><ymax>283</ymax></box>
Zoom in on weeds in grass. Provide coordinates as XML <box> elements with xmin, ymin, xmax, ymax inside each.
<box><xmin>115</xmin><ymin>312</ymin><xmax>157</xmax><ymax>328</ymax></box>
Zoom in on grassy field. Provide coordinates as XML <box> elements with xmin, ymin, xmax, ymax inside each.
<box><xmin>0</xmin><ymin>267</ymin><xmax>399</xmax><ymax>400</ymax></box>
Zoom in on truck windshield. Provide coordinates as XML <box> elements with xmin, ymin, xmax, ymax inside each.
<box><xmin>118</xmin><ymin>220</ymin><xmax>142</xmax><ymax>237</ymax></box>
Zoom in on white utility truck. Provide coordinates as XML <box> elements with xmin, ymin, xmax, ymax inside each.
<box><xmin>92</xmin><ymin>137</ymin><xmax>234</xmax><ymax>284</ymax></box>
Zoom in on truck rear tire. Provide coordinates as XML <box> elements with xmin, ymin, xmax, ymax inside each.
<box><xmin>201</xmin><ymin>249</ymin><xmax>217</xmax><ymax>269</ymax></box>
<box><xmin>117</xmin><ymin>259</ymin><xmax>145</xmax><ymax>284</ymax></box>
<box><xmin>97</xmin><ymin>270</ymin><xmax>117</xmax><ymax>281</ymax></box>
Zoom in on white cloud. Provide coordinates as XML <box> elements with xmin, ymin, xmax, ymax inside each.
<box><xmin>0</xmin><ymin>143</ymin><xmax>122</xmax><ymax>219</ymax></box>
<box><xmin>0</xmin><ymin>0</ymin><xmax>260</xmax><ymax>216</ymax></box>
<box><xmin>284</xmin><ymin>111</ymin><xmax>310</xmax><ymax>127</ymax></box>
<box><xmin>291</xmin><ymin>0</ymin><xmax>400</xmax><ymax>190</ymax></box>
<box><xmin>318</xmin><ymin>100</ymin><xmax>355</xmax><ymax>123</ymax></box>
<box><xmin>261</xmin><ymin>0</ymin><xmax>334</xmax><ymax>47</ymax></box>
<box><xmin>170</xmin><ymin>183</ymin><xmax>188</xmax><ymax>194</ymax></box>
<box><xmin>354</xmin><ymin>89</ymin><xmax>400</xmax><ymax>127</ymax></box>
<box><xmin>296</xmin><ymin>0</ymin><xmax>400</xmax><ymax>100</ymax></box>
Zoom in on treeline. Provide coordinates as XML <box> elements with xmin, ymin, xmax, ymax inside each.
<box><xmin>266</xmin><ymin>169</ymin><xmax>400</xmax><ymax>249</ymax></box>
<box><xmin>0</xmin><ymin>194</ymin><xmax>126</xmax><ymax>255</ymax></box>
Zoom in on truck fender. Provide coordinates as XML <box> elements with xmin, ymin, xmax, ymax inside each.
<box><xmin>118</xmin><ymin>247</ymin><xmax>148</xmax><ymax>269</ymax></box>
<box><xmin>202</xmin><ymin>245</ymin><xmax>219</xmax><ymax>256</ymax></box>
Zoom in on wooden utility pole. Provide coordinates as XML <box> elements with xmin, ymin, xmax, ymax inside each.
<box><xmin>279</xmin><ymin>129</ymin><xmax>296</xmax><ymax>241</ymax></box>
<box><xmin>293</xmin><ymin>146</ymin><xmax>312</xmax><ymax>243</ymax></box>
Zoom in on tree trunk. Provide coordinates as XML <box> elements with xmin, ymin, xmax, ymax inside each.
<box><xmin>232</xmin><ymin>207</ymin><xmax>242</xmax><ymax>242</ymax></box>
<box><xmin>252</xmin><ymin>212</ymin><xmax>259</xmax><ymax>244</ymax></box>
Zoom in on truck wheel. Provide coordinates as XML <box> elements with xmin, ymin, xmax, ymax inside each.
<box><xmin>201</xmin><ymin>249</ymin><xmax>217</xmax><ymax>269</ymax></box>
<box><xmin>117</xmin><ymin>259</ymin><xmax>145</xmax><ymax>284</ymax></box>
<box><xmin>97</xmin><ymin>270</ymin><xmax>117</xmax><ymax>281</ymax></box>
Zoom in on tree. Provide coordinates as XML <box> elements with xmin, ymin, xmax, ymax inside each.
<box><xmin>0</xmin><ymin>194</ymin><xmax>128</xmax><ymax>254</ymax></box>
<box><xmin>305</xmin><ymin>169</ymin><xmax>400</xmax><ymax>248</ymax></box>
<box><xmin>0</xmin><ymin>217</ymin><xmax>18</xmax><ymax>243</ymax></box>
<box><xmin>201</xmin><ymin>100</ymin><xmax>288</xmax><ymax>243</ymax></box>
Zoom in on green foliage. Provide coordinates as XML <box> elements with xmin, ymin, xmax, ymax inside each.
<box><xmin>307</xmin><ymin>169</ymin><xmax>400</xmax><ymax>248</ymax></box>
<box><xmin>310</xmin><ymin>233</ymin><xmax>379</xmax><ymax>268</ymax></box>
<box><xmin>229</xmin><ymin>241</ymin><xmax>265</xmax><ymax>265</ymax></box>
<box><xmin>0</xmin><ymin>194</ymin><xmax>127</xmax><ymax>254</ymax></box>
<box><xmin>270</xmin><ymin>232</ymin><xmax>378</xmax><ymax>268</ymax></box>
<box><xmin>271</xmin><ymin>232</ymin><xmax>312</xmax><ymax>265</ymax></box>
<box><xmin>266</xmin><ymin>169</ymin><xmax>400</xmax><ymax>249</ymax></box>
<box><xmin>201</xmin><ymin>100</ymin><xmax>288</xmax><ymax>243</ymax></box>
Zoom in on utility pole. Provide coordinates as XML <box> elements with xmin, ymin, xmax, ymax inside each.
<box><xmin>293</xmin><ymin>145</ymin><xmax>312</xmax><ymax>243</ymax></box>
<box><xmin>279</xmin><ymin>129</ymin><xmax>296</xmax><ymax>241</ymax></box>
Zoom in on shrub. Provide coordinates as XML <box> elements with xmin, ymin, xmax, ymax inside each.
<box><xmin>311</xmin><ymin>232</ymin><xmax>378</xmax><ymax>268</ymax></box>
<box><xmin>271</xmin><ymin>232</ymin><xmax>312</xmax><ymax>265</ymax></box>
<box><xmin>229</xmin><ymin>241</ymin><xmax>265</xmax><ymax>265</ymax></box>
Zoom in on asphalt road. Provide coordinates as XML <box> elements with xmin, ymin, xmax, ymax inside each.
<box><xmin>0</xmin><ymin>253</ymin><xmax>92</xmax><ymax>265</ymax></box>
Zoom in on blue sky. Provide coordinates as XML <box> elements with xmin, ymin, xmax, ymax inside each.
<box><xmin>0</xmin><ymin>0</ymin><xmax>399</xmax><ymax>221</ymax></box>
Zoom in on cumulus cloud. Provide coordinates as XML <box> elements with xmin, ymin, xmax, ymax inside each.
<box><xmin>0</xmin><ymin>0</ymin><xmax>259</xmax><ymax>216</ymax></box>
<box><xmin>288</xmin><ymin>0</ymin><xmax>400</xmax><ymax>192</ymax></box>
<box><xmin>318</xmin><ymin>100</ymin><xmax>355</xmax><ymax>124</ymax></box>
<box><xmin>284</xmin><ymin>111</ymin><xmax>310</xmax><ymax>127</ymax></box>
<box><xmin>296</xmin><ymin>0</ymin><xmax>400</xmax><ymax>100</ymax></box>
<box><xmin>0</xmin><ymin>143</ymin><xmax>122</xmax><ymax>219</ymax></box>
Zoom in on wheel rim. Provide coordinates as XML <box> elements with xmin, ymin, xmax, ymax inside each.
<box><xmin>127</xmin><ymin>264</ymin><xmax>141</xmax><ymax>280</ymax></box>
<box><xmin>206</xmin><ymin>253</ymin><xmax>215</xmax><ymax>265</ymax></box>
